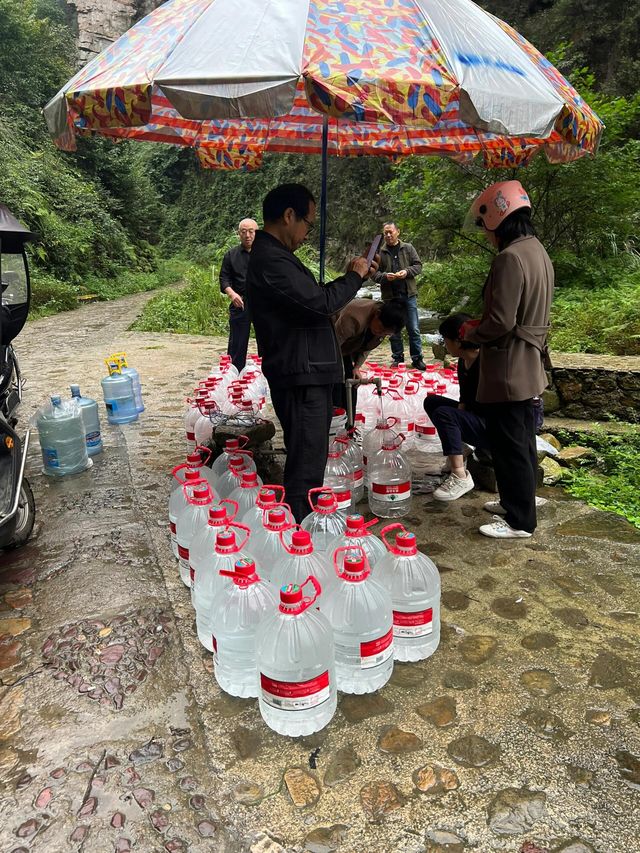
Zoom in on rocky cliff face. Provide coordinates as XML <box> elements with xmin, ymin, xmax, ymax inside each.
<box><xmin>65</xmin><ymin>0</ymin><xmax>163</xmax><ymax>63</ymax></box>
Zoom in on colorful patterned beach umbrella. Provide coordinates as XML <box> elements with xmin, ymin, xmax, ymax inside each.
<box><xmin>45</xmin><ymin>0</ymin><xmax>603</xmax><ymax>171</ymax></box>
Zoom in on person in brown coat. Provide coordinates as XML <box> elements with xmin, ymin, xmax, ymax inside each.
<box><xmin>462</xmin><ymin>180</ymin><xmax>554</xmax><ymax>539</ymax></box>
<box><xmin>333</xmin><ymin>297</ymin><xmax>407</xmax><ymax>410</ymax></box>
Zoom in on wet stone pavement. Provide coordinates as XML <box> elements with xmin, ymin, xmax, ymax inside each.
<box><xmin>1</xmin><ymin>292</ymin><xmax>639</xmax><ymax>853</ymax></box>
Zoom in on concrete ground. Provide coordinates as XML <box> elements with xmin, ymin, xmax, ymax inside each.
<box><xmin>0</xmin><ymin>291</ymin><xmax>639</xmax><ymax>853</ymax></box>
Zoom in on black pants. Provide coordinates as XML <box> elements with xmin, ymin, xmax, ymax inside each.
<box><xmin>424</xmin><ymin>395</ymin><xmax>488</xmax><ymax>456</ymax></box>
<box><xmin>227</xmin><ymin>306</ymin><xmax>251</xmax><ymax>372</ymax></box>
<box><xmin>484</xmin><ymin>399</ymin><xmax>537</xmax><ymax>533</ymax></box>
<box><xmin>270</xmin><ymin>384</ymin><xmax>333</xmax><ymax>524</ymax></box>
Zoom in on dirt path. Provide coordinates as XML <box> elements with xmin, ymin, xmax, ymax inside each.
<box><xmin>1</xmin><ymin>293</ymin><xmax>639</xmax><ymax>853</ymax></box>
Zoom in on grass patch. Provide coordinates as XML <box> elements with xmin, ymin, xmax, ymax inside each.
<box><xmin>131</xmin><ymin>264</ymin><xmax>230</xmax><ymax>335</ymax></box>
<box><xmin>556</xmin><ymin>425</ymin><xmax>640</xmax><ymax>528</ymax></box>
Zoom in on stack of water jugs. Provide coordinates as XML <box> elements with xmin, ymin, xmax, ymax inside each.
<box><xmin>322</xmin><ymin>359</ymin><xmax>457</xmax><ymax>520</ymax></box>
<box><xmin>183</xmin><ymin>354</ymin><xmax>269</xmax><ymax>452</ymax></box>
<box><xmin>33</xmin><ymin>352</ymin><xmax>144</xmax><ymax>477</ymax></box>
<box><xmin>170</xmin><ymin>448</ymin><xmax>440</xmax><ymax>737</ymax></box>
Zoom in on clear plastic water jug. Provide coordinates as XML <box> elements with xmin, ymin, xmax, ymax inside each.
<box><xmin>323</xmin><ymin>439</ymin><xmax>353</xmax><ymax>494</ymax></box>
<box><xmin>227</xmin><ymin>470</ymin><xmax>263</xmax><ymax>521</ymax></box>
<box><xmin>300</xmin><ymin>489</ymin><xmax>345</xmax><ymax>553</ymax></box>
<box><xmin>210</xmin><ymin>558</ymin><xmax>277</xmax><ymax>698</ymax></box>
<box><xmin>180</xmin><ymin>447</ymin><xmax>218</xmax><ymax>492</ymax></box>
<box><xmin>169</xmin><ymin>465</ymin><xmax>205</xmax><ymax>558</ymax></box>
<box><xmin>241</xmin><ymin>484</ymin><xmax>285</xmax><ymax>531</ymax></box>
<box><xmin>327</xmin><ymin>514</ymin><xmax>387</xmax><ymax>571</ymax></box>
<box><xmin>176</xmin><ymin>481</ymin><xmax>215</xmax><ymax>589</ymax></box>
<box><xmin>217</xmin><ymin>453</ymin><xmax>261</xmax><ymax>500</ymax></box>
<box><xmin>211</xmin><ymin>435</ymin><xmax>250</xmax><ymax>481</ymax></box>
<box><xmin>256</xmin><ymin>577</ymin><xmax>336</xmax><ymax>737</ymax></box>
<box><xmin>111</xmin><ymin>351</ymin><xmax>144</xmax><ymax>413</ymax></box>
<box><xmin>70</xmin><ymin>385</ymin><xmax>102</xmax><ymax>457</ymax></box>
<box><xmin>335</xmin><ymin>430</ymin><xmax>365</xmax><ymax>502</ymax></box>
<box><xmin>184</xmin><ymin>394</ymin><xmax>207</xmax><ymax>451</ymax></box>
<box><xmin>35</xmin><ymin>396</ymin><xmax>91</xmax><ymax>477</ymax></box>
<box><xmin>101</xmin><ymin>361</ymin><xmax>138</xmax><ymax>425</ymax></box>
<box><xmin>322</xmin><ymin>547</ymin><xmax>394</xmax><ymax>694</ymax></box>
<box><xmin>377</xmin><ymin>524</ymin><xmax>441</xmax><ymax>662</ymax></box>
<box><xmin>192</xmin><ymin>523</ymin><xmax>252</xmax><ymax>650</ymax></box>
<box><xmin>245</xmin><ymin>505</ymin><xmax>294</xmax><ymax>581</ymax></box>
<box><xmin>368</xmin><ymin>434</ymin><xmax>412</xmax><ymax>519</ymax></box>
<box><xmin>271</xmin><ymin>527</ymin><xmax>336</xmax><ymax>602</ymax></box>
<box><xmin>362</xmin><ymin>416</ymin><xmax>399</xmax><ymax>485</ymax></box>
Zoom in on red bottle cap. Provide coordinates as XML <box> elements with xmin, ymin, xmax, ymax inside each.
<box><xmin>280</xmin><ymin>583</ymin><xmax>302</xmax><ymax>605</ymax></box>
<box><xmin>241</xmin><ymin>471</ymin><xmax>258</xmax><ymax>487</ymax></box>
<box><xmin>396</xmin><ymin>531</ymin><xmax>417</xmax><ymax>554</ymax></box>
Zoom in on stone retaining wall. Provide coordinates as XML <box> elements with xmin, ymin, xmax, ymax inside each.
<box><xmin>544</xmin><ymin>352</ymin><xmax>640</xmax><ymax>422</ymax></box>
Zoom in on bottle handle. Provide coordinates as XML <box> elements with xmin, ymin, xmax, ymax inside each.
<box><xmin>195</xmin><ymin>445</ymin><xmax>213</xmax><ymax>465</ymax></box>
<box><xmin>363</xmin><ymin>516</ymin><xmax>380</xmax><ymax>531</ymax></box>
<box><xmin>235</xmin><ymin>447</ymin><xmax>254</xmax><ymax>460</ymax></box>
<box><xmin>228</xmin><ymin>522</ymin><xmax>251</xmax><ymax>553</ymax></box>
<box><xmin>299</xmin><ymin>575</ymin><xmax>322</xmax><ymax>612</ymax></box>
<box><xmin>385</xmin><ymin>416</ymin><xmax>400</xmax><ymax>429</ymax></box>
<box><xmin>307</xmin><ymin>487</ymin><xmax>337</xmax><ymax>513</ymax></box>
<box><xmin>278</xmin><ymin>523</ymin><xmax>303</xmax><ymax>555</ymax></box>
<box><xmin>333</xmin><ymin>545</ymin><xmax>370</xmax><ymax>581</ymax></box>
<box><xmin>219</xmin><ymin>565</ymin><xmax>261</xmax><ymax>585</ymax></box>
<box><xmin>260</xmin><ymin>484</ymin><xmax>285</xmax><ymax>504</ymax></box>
<box><xmin>220</xmin><ymin>498</ymin><xmax>239</xmax><ymax>521</ymax></box>
<box><xmin>171</xmin><ymin>463</ymin><xmax>189</xmax><ymax>482</ymax></box>
<box><xmin>181</xmin><ymin>479</ymin><xmax>209</xmax><ymax>503</ymax></box>
<box><xmin>380</xmin><ymin>522</ymin><xmax>407</xmax><ymax>554</ymax></box>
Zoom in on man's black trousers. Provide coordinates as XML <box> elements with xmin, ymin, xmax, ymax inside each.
<box><xmin>227</xmin><ymin>305</ymin><xmax>251</xmax><ymax>372</ymax></box>
<box><xmin>484</xmin><ymin>399</ymin><xmax>538</xmax><ymax>533</ymax></box>
<box><xmin>270</xmin><ymin>384</ymin><xmax>333</xmax><ymax>524</ymax></box>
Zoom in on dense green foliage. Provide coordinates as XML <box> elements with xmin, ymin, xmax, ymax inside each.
<box><xmin>556</xmin><ymin>427</ymin><xmax>640</xmax><ymax>528</ymax></box>
<box><xmin>1</xmin><ymin>0</ymin><xmax>638</xmax><ymax>359</ymax></box>
<box><xmin>0</xmin><ymin>0</ymin><xmax>169</xmax><ymax>313</ymax></box>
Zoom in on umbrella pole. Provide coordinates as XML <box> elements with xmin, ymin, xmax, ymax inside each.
<box><xmin>319</xmin><ymin>116</ymin><xmax>329</xmax><ymax>286</ymax></box>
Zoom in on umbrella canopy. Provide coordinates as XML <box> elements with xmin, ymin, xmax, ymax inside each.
<box><xmin>45</xmin><ymin>0</ymin><xmax>602</xmax><ymax>170</ymax></box>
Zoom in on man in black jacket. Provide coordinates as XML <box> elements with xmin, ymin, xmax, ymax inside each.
<box><xmin>247</xmin><ymin>183</ymin><xmax>374</xmax><ymax>522</ymax></box>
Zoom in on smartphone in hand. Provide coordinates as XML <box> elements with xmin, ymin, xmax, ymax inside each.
<box><xmin>366</xmin><ymin>234</ymin><xmax>382</xmax><ymax>267</ymax></box>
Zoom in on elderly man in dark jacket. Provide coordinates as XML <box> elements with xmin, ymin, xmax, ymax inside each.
<box><xmin>247</xmin><ymin>183</ymin><xmax>374</xmax><ymax>523</ymax></box>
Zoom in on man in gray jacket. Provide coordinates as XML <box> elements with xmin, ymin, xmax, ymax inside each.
<box><xmin>373</xmin><ymin>222</ymin><xmax>425</xmax><ymax>369</ymax></box>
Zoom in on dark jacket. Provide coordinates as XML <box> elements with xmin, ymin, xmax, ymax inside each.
<box><xmin>246</xmin><ymin>231</ymin><xmax>363</xmax><ymax>390</ymax></box>
<box><xmin>372</xmin><ymin>240</ymin><xmax>422</xmax><ymax>299</ymax></box>
<box><xmin>219</xmin><ymin>245</ymin><xmax>250</xmax><ymax>297</ymax></box>
<box><xmin>467</xmin><ymin>236</ymin><xmax>554</xmax><ymax>403</ymax></box>
<box><xmin>334</xmin><ymin>298</ymin><xmax>384</xmax><ymax>367</ymax></box>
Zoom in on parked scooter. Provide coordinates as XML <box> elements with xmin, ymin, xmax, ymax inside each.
<box><xmin>0</xmin><ymin>205</ymin><xmax>35</xmax><ymax>549</ymax></box>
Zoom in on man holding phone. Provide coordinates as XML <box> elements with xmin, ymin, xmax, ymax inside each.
<box><xmin>373</xmin><ymin>222</ymin><xmax>425</xmax><ymax>370</ymax></box>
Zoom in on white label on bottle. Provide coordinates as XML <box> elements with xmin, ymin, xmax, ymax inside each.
<box><xmin>177</xmin><ymin>544</ymin><xmax>190</xmax><ymax>571</ymax></box>
<box><xmin>371</xmin><ymin>482</ymin><xmax>411</xmax><ymax>502</ymax></box>
<box><xmin>393</xmin><ymin>608</ymin><xmax>433</xmax><ymax>638</ymax></box>
<box><xmin>360</xmin><ymin>628</ymin><xmax>393</xmax><ymax>669</ymax></box>
<box><xmin>260</xmin><ymin>671</ymin><xmax>330</xmax><ymax>711</ymax></box>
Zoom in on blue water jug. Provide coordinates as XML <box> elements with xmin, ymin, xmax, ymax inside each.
<box><xmin>112</xmin><ymin>351</ymin><xmax>144</xmax><ymax>413</ymax></box>
<box><xmin>70</xmin><ymin>384</ymin><xmax>103</xmax><ymax>456</ymax></box>
<box><xmin>36</xmin><ymin>395</ymin><xmax>90</xmax><ymax>477</ymax></box>
<box><xmin>101</xmin><ymin>362</ymin><xmax>138</xmax><ymax>425</ymax></box>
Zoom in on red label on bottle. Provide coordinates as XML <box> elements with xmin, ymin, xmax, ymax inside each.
<box><xmin>189</xmin><ymin>566</ymin><xmax>195</xmax><ymax>588</ymax></box>
<box><xmin>178</xmin><ymin>544</ymin><xmax>190</xmax><ymax>571</ymax></box>
<box><xmin>169</xmin><ymin>521</ymin><xmax>176</xmax><ymax>535</ymax></box>
<box><xmin>393</xmin><ymin>608</ymin><xmax>433</xmax><ymax>637</ymax></box>
<box><xmin>212</xmin><ymin>635</ymin><xmax>218</xmax><ymax>665</ymax></box>
<box><xmin>352</xmin><ymin>468</ymin><xmax>364</xmax><ymax>482</ymax></box>
<box><xmin>260</xmin><ymin>671</ymin><xmax>330</xmax><ymax>711</ymax></box>
<box><xmin>407</xmin><ymin>422</ymin><xmax>415</xmax><ymax>432</ymax></box>
<box><xmin>360</xmin><ymin>628</ymin><xmax>393</xmax><ymax>669</ymax></box>
<box><xmin>186</xmin><ymin>431</ymin><xmax>195</xmax><ymax>441</ymax></box>
<box><xmin>371</xmin><ymin>482</ymin><xmax>411</xmax><ymax>502</ymax></box>
<box><xmin>415</xmin><ymin>424</ymin><xmax>436</xmax><ymax>436</ymax></box>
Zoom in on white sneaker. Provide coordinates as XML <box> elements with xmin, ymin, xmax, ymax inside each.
<box><xmin>483</xmin><ymin>496</ymin><xmax>548</xmax><ymax>515</ymax></box>
<box><xmin>433</xmin><ymin>472</ymin><xmax>474</xmax><ymax>502</ymax></box>
<box><xmin>479</xmin><ymin>516</ymin><xmax>533</xmax><ymax>539</ymax></box>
